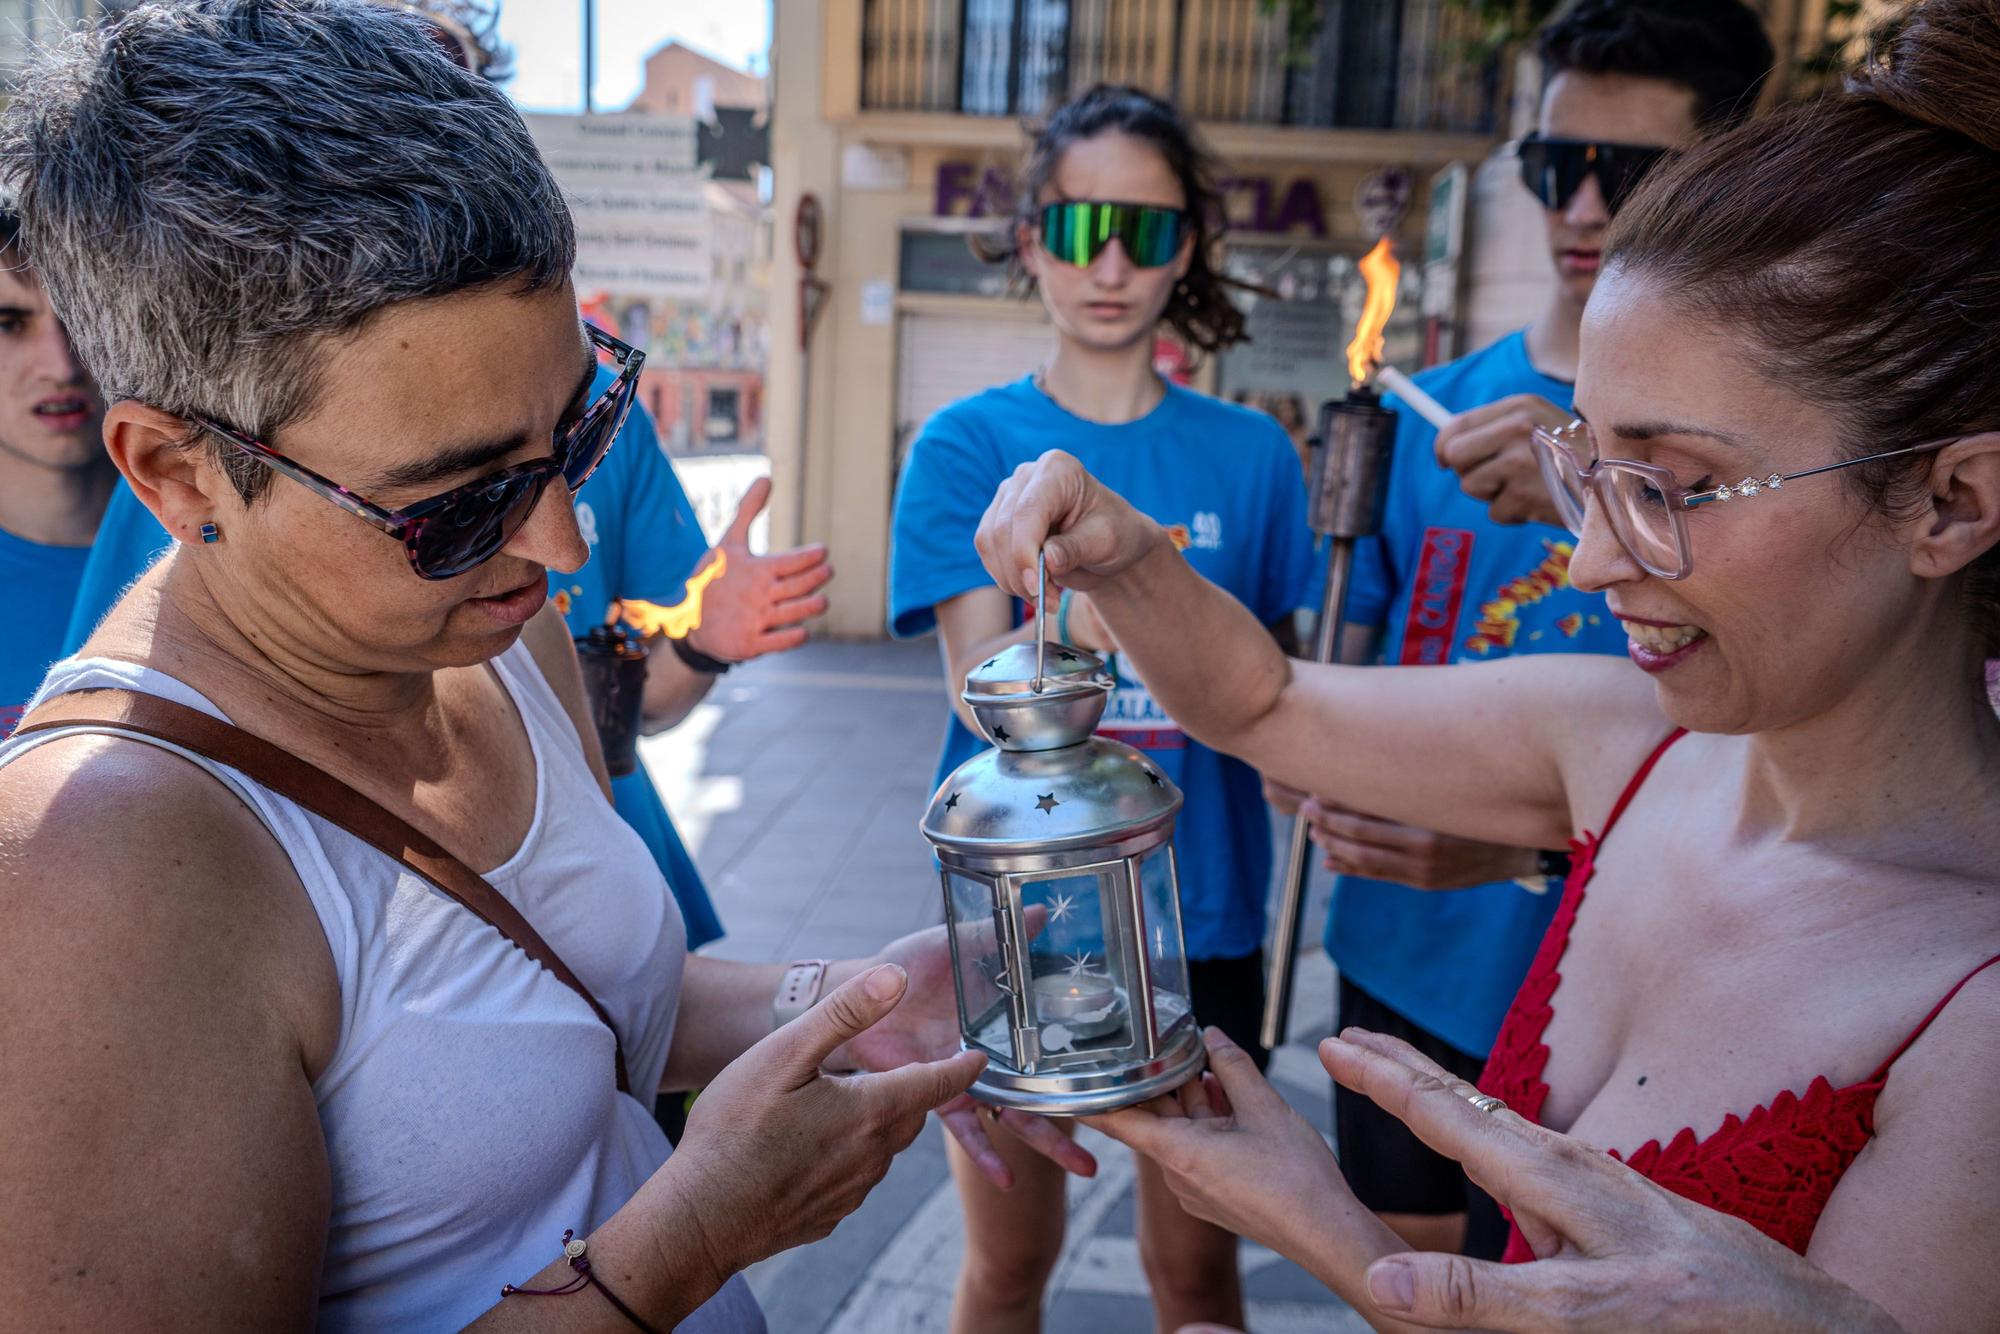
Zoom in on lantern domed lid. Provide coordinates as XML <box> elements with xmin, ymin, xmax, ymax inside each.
<box><xmin>961</xmin><ymin>641</ymin><xmax>1113</xmax><ymax>753</ymax></box>
<box><xmin>921</xmin><ymin>734</ymin><xmax>1182</xmax><ymax>857</ymax></box>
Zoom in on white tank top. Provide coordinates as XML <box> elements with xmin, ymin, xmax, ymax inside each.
<box><xmin>2</xmin><ymin>645</ymin><xmax>764</xmax><ymax>1333</ymax></box>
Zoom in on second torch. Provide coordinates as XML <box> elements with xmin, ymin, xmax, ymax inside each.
<box><xmin>1260</xmin><ymin>387</ymin><xmax>1397</xmax><ymax>1051</ymax></box>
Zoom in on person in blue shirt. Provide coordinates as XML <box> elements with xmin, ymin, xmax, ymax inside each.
<box><xmin>891</xmin><ymin>85</ymin><xmax>1312</xmax><ymax>1334</ymax></box>
<box><xmin>1270</xmin><ymin>0</ymin><xmax>1776</xmax><ymax>1262</ymax></box>
<box><xmin>0</xmin><ymin>212</ymin><xmax>109</xmax><ymax>738</ymax></box>
<box><xmin>62</xmin><ymin>368</ymin><xmax>831</xmax><ymax>951</ymax></box>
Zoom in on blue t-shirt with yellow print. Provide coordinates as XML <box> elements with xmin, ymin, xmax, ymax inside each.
<box><xmin>1327</xmin><ymin>328</ymin><xmax>1629</xmax><ymax>1058</ymax></box>
<box><xmin>890</xmin><ymin>376</ymin><xmax>1316</xmax><ymax>961</ymax></box>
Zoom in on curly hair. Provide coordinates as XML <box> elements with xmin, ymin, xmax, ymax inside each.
<box><xmin>973</xmin><ymin>84</ymin><xmax>1249</xmax><ymax>353</ymax></box>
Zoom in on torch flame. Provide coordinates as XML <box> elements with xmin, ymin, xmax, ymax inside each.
<box><xmin>614</xmin><ymin>550</ymin><xmax>727</xmax><ymax>640</ymax></box>
<box><xmin>1345</xmin><ymin>237</ymin><xmax>1402</xmax><ymax>388</ymax></box>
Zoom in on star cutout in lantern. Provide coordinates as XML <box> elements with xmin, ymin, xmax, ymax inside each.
<box><xmin>1065</xmin><ymin>949</ymin><xmax>1098</xmax><ymax>978</ymax></box>
<box><xmin>992</xmin><ymin>725</ymin><xmax>1011</xmax><ymax>742</ymax></box>
<box><xmin>1144</xmin><ymin>769</ymin><xmax>1163</xmax><ymax>787</ymax></box>
<box><xmin>944</xmin><ymin>792</ymin><xmax>961</xmax><ymax>811</ymax></box>
<box><xmin>1036</xmin><ymin>792</ymin><xmax>1060</xmax><ymax>813</ymax></box>
<box><xmin>1048</xmin><ymin>891</ymin><xmax>1075</xmax><ymax>923</ymax></box>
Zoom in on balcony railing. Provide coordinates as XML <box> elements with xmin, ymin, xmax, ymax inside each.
<box><xmin>860</xmin><ymin>0</ymin><xmax>1499</xmax><ymax>133</ymax></box>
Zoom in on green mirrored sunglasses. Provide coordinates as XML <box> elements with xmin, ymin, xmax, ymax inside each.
<box><xmin>1038</xmin><ymin>200</ymin><xmax>1190</xmax><ymax>269</ymax></box>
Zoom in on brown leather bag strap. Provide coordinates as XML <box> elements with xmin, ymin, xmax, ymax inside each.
<box><xmin>14</xmin><ymin>687</ymin><xmax>632</xmax><ymax>1095</ymax></box>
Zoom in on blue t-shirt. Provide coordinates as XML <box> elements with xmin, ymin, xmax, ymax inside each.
<box><xmin>1327</xmin><ymin>329</ymin><xmax>1628</xmax><ymax>1058</ymax></box>
<box><xmin>3</xmin><ymin>527</ymin><xmax>92</xmax><ymax>736</ymax></box>
<box><xmin>60</xmin><ymin>371</ymin><xmax>726</xmax><ymax>949</ymax></box>
<box><xmin>891</xmin><ymin>376</ymin><xmax>1315</xmax><ymax>961</ymax></box>
<box><xmin>550</xmin><ymin>372</ymin><xmax>724</xmax><ymax>950</ymax></box>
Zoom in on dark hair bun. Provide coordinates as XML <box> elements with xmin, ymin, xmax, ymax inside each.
<box><xmin>1851</xmin><ymin>0</ymin><xmax>2000</xmax><ymax>154</ymax></box>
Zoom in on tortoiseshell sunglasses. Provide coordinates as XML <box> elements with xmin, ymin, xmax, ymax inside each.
<box><xmin>196</xmin><ymin>325</ymin><xmax>642</xmax><ymax>581</ymax></box>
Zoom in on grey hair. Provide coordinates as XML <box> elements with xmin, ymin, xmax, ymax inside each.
<box><xmin>0</xmin><ymin>0</ymin><xmax>575</xmax><ymax>501</ymax></box>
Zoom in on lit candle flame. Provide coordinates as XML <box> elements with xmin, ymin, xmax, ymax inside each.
<box><xmin>1345</xmin><ymin>236</ymin><xmax>1402</xmax><ymax>388</ymax></box>
<box><xmin>612</xmin><ymin>550</ymin><xmax>727</xmax><ymax>640</ymax></box>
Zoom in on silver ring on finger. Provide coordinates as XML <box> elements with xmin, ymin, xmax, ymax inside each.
<box><xmin>1464</xmin><ymin>1091</ymin><xmax>1505</xmax><ymax>1115</ymax></box>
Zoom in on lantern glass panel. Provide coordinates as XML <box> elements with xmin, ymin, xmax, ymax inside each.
<box><xmin>1019</xmin><ymin>869</ymin><xmax>1134</xmax><ymax>1060</ymax></box>
<box><xmin>1137</xmin><ymin>846</ymin><xmax>1193</xmax><ymax>1038</ymax></box>
<box><xmin>944</xmin><ymin>870</ymin><xmax>1014</xmax><ymax>1062</ymax></box>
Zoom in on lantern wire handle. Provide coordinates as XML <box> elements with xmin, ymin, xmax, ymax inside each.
<box><xmin>1033</xmin><ymin>547</ymin><xmax>1047</xmax><ymax>694</ymax></box>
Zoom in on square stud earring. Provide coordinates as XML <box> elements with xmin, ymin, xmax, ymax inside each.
<box><xmin>198</xmin><ymin>522</ymin><xmax>220</xmax><ymax>544</ymax></box>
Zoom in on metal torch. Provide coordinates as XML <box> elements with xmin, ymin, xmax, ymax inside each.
<box><xmin>1259</xmin><ymin>388</ymin><xmax>1398</xmax><ymax>1051</ymax></box>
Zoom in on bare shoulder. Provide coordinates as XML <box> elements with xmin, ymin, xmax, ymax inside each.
<box><xmin>0</xmin><ymin>735</ymin><xmax>335</xmax><ymax>1328</ymax></box>
<box><xmin>518</xmin><ymin>600</ymin><xmax>612</xmax><ymax>795</ymax></box>
<box><xmin>0</xmin><ymin>732</ymin><xmax>338</xmax><ymax>1067</ymax></box>
<box><xmin>1527</xmin><ymin>654</ymin><xmax>1681</xmax><ymax>832</ymax></box>
<box><xmin>1805</xmin><ymin>955</ymin><xmax>2000</xmax><ymax>1332</ymax></box>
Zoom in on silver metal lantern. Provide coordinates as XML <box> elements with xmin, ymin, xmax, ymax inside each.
<box><xmin>920</xmin><ymin>564</ymin><xmax>1204</xmax><ymax>1115</ymax></box>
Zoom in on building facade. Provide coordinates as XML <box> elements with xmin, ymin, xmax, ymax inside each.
<box><xmin>768</xmin><ymin>0</ymin><xmax>1511</xmax><ymax>637</ymax></box>
<box><xmin>765</xmin><ymin>0</ymin><xmax>1884</xmax><ymax>639</ymax></box>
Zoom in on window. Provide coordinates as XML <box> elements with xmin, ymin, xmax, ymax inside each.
<box><xmin>704</xmin><ymin>387</ymin><xmax>741</xmax><ymax>443</ymax></box>
<box><xmin>961</xmin><ymin>0</ymin><xmax>1070</xmax><ymax>117</ymax></box>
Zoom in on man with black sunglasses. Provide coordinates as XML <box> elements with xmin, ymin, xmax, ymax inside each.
<box><xmin>1271</xmin><ymin>0</ymin><xmax>1775</xmax><ymax>1263</ymax></box>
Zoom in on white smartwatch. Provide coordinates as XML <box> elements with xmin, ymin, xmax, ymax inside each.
<box><xmin>772</xmin><ymin>958</ymin><xmax>829</xmax><ymax>1030</ymax></box>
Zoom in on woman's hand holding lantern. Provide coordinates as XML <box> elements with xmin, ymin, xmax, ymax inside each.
<box><xmin>652</xmin><ymin>965</ymin><xmax>985</xmax><ymax>1282</ymax></box>
<box><xmin>831</xmin><ymin>923</ymin><xmax>1100</xmax><ymax>1190</ymax></box>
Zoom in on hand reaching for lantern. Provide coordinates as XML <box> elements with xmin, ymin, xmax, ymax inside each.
<box><xmin>1321</xmin><ymin>1030</ymin><xmax>1903</xmax><ymax>1332</ymax></box>
<box><xmin>683</xmin><ymin>476</ymin><xmax>833</xmax><ymax>665</ymax></box>
<box><xmin>1086</xmin><ymin>1027</ymin><xmax>1356</xmax><ymax>1258</ymax></box>
<box><xmin>1432</xmin><ymin>394</ymin><xmax>1572</xmax><ymax>528</ymax></box>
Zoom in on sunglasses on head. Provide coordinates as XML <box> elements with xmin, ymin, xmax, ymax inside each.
<box><xmin>1038</xmin><ymin>200</ymin><xmax>1190</xmax><ymax>269</ymax></box>
<box><xmin>196</xmin><ymin>324</ymin><xmax>644</xmax><ymax>582</ymax></box>
<box><xmin>1516</xmin><ymin>134</ymin><xmax>1674</xmax><ymax>214</ymax></box>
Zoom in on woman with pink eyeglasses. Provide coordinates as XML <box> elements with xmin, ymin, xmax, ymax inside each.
<box><xmin>973</xmin><ymin>2</ymin><xmax>2000</xmax><ymax>1329</ymax></box>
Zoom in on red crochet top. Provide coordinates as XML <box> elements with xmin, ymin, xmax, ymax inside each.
<box><xmin>1478</xmin><ymin>729</ymin><xmax>2000</xmax><ymax>1264</ymax></box>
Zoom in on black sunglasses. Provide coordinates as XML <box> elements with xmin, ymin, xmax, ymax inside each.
<box><xmin>1517</xmin><ymin>134</ymin><xmax>1674</xmax><ymax>214</ymax></box>
<box><xmin>196</xmin><ymin>324</ymin><xmax>644</xmax><ymax>581</ymax></box>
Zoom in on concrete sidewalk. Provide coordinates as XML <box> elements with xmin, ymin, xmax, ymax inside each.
<box><xmin>638</xmin><ymin>638</ymin><xmax>1358</xmax><ymax>1333</ymax></box>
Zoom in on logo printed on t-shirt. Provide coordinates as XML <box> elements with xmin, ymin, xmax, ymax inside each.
<box><xmin>1400</xmin><ymin>527</ymin><xmax>1475</xmax><ymax>665</ymax></box>
<box><xmin>1190</xmin><ymin>512</ymin><xmax>1223</xmax><ymax>550</ymax></box>
<box><xmin>1465</xmin><ymin>540</ymin><xmax>1575</xmax><ymax>656</ymax></box>
<box><xmin>575</xmin><ymin>501</ymin><xmax>600</xmax><ymax>549</ymax></box>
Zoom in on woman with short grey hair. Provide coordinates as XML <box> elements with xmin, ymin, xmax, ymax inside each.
<box><xmin>0</xmin><ymin>2</ymin><xmax>1088</xmax><ymax>1329</ymax></box>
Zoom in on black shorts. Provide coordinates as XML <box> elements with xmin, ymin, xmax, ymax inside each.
<box><xmin>1334</xmin><ymin>978</ymin><xmax>1506</xmax><ymax>1257</ymax></box>
<box><xmin>1188</xmin><ymin>949</ymin><xmax>1271</xmax><ymax>1073</ymax></box>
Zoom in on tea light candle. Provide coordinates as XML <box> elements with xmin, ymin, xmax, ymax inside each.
<box><xmin>1032</xmin><ymin>972</ymin><xmax>1115</xmax><ymax>1022</ymax></box>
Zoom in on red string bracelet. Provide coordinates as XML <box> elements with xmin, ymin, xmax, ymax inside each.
<box><xmin>501</xmin><ymin>1230</ymin><xmax>662</xmax><ymax>1334</ymax></box>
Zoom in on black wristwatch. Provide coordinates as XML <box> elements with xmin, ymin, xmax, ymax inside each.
<box><xmin>1535</xmin><ymin>848</ymin><xmax>1573</xmax><ymax>880</ymax></box>
<box><xmin>669</xmin><ymin>634</ymin><xmax>733</xmax><ymax>675</ymax></box>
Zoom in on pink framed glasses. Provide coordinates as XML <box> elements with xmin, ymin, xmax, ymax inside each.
<box><xmin>1531</xmin><ymin>419</ymin><xmax>1953</xmax><ymax>580</ymax></box>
